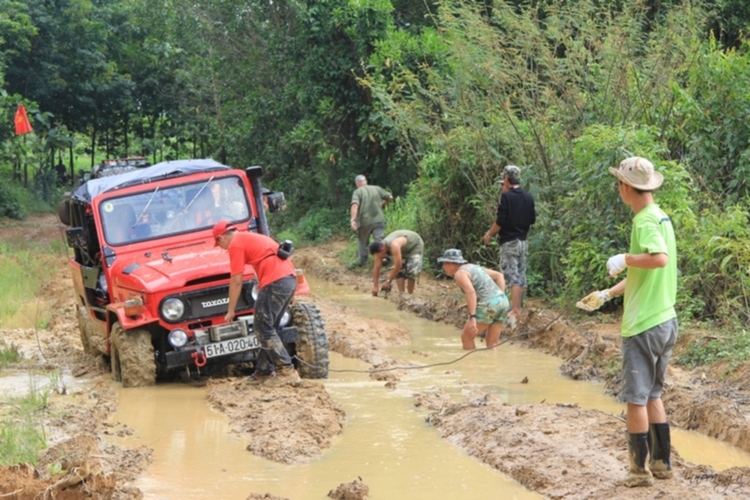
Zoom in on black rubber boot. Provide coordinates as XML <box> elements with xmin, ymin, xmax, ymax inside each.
<box><xmin>649</xmin><ymin>423</ymin><xmax>673</xmax><ymax>479</ymax></box>
<box><xmin>619</xmin><ymin>432</ymin><xmax>654</xmax><ymax>487</ymax></box>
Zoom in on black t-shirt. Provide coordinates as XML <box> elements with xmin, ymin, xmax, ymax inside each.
<box><xmin>495</xmin><ymin>187</ymin><xmax>536</xmax><ymax>244</ymax></box>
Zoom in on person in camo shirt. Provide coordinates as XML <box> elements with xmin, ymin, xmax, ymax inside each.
<box><xmin>369</xmin><ymin>229</ymin><xmax>424</xmax><ymax>296</ymax></box>
<box><xmin>437</xmin><ymin>248</ymin><xmax>509</xmax><ymax>350</ymax></box>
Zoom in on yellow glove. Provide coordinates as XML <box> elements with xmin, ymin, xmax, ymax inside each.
<box><xmin>576</xmin><ymin>289</ymin><xmax>611</xmax><ymax>312</ymax></box>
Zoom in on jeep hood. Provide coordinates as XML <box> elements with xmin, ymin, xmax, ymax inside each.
<box><xmin>112</xmin><ymin>247</ymin><xmax>251</xmax><ymax>293</ymax></box>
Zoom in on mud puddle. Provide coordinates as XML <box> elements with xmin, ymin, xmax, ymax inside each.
<box><xmin>0</xmin><ymin>369</ymin><xmax>77</xmax><ymax>399</ymax></box>
<box><xmin>108</xmin><ymin>355</ymin><xmax>539</xmax><ymax>499</ymax></box>
<box><xmin>308</xmin><ymin>276</ymin><xmax>750</xmax><ymax>472</ymax></box>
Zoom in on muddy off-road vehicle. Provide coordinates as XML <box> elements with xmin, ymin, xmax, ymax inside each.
<box><xmin>58</xmin><ymin>159</ymin><xmax>329</xmax><ymax>387</ymax></box>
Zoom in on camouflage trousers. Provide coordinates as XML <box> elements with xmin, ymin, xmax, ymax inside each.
<box><xmin>499</xmin><ymin>239</ymin><xmax>529</xmax><ymax>288</ymax></box>
<box><xmin>396</xmin><ymin>254</ymin><xmax>423</xmax><ymax>280</ymax></box>
<box><xmin>253</xmin><ymin>275</ymin><xmax>296</xmax><ymax>373</ymax></box>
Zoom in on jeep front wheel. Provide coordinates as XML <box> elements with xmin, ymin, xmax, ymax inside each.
<box><xmin>290</xmin><ymin>303</ymin><xmax>329</xmax><ymax>379</ymax></box>
<box><xmin>110</xmin><ymin>322</ymin><xmax>157</xmax><ymax>387</ymax></box>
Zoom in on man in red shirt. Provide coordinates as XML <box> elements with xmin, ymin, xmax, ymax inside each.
<box><xmin>213</xmin><ymin>220</ymin><xmax>299</xmax><ymax>382</ymax></box>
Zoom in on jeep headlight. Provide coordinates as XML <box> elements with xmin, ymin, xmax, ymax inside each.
<box><xmin>279</xmin><ymin>310</ymin><xmax>291</xmax><ymax>328</ymax></box>
<box><xmin>250</xmin><ymin>282</ymin><xmax>259</xmax><ymax>301</ymax></box>
<box><xmin>168</xmin><ymin>329</ymin><xmax>189</xmax><ymax>348</ymax></box>
<box><xmin>162</xmin><ymin>298</ymin><xmax>185</xmax><ymax>321</ymax></box>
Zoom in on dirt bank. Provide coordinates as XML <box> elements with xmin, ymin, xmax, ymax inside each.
<box><xmin>417</xmin><ymin>388</ymin><xmax>750</xmax><ymax>499</ymax></box>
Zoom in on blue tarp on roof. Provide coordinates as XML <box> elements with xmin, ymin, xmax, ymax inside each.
<box><xmin>72</xmin><ymin>159</ymin><xmax>232</xmax><ymax>202</ymax></box>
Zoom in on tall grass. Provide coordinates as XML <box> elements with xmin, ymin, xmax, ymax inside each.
<box><xmin>0</xmin><ymin>343</ymin><xmax>23</xmax><ymax>370</ymax></box>
<box><xmin>0</xmin><ymin>241</ymin><xmax>64</xmax><ymax>328</ymax></box>
<box><xmin>0</xmin><ymin>377</ymin><xmax>50</xmax><ymax>466</ymax></box>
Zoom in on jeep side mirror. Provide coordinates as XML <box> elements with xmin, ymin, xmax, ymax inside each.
<box><xmin>66</xmin><ymin>227</ymin><xmax>86</xmax><ymax>248</ymax></box>
<box><xmin>266</xmin><ymin>192</ymin><xmax>286</xmax><ymax>213</ymax></box>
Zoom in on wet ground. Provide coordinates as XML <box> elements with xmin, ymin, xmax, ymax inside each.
<box><xmin>1</xmin><ymin>217</ymin><xmax>750</xmax><ymax>499</ymax></box>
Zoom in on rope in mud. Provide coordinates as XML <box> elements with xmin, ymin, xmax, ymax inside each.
<box><xmin>293</xmin><ymin>312</ymin><xmax>564</xmax><ymax>374</ymax></box>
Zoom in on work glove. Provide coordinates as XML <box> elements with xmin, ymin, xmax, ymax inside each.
<box><xmin>576</xmin><ymin>289</ymin><xmax>611</xmax><ymax>312</ymax></box>
<box><xmin>606</xmin><ymin>253</ymin><xmax>627</xmax><ymax>277</ymax></box>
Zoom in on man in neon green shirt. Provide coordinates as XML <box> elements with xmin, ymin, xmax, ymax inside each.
<box><xmin>580</xmin><ymin>157</ymin><xmax>677</xmax><ymax>487</ymax></box>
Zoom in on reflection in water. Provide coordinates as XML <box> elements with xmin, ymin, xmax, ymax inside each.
<box><xmin>108</xmin><ymin>276</ymin><xmax>750</xmax><ymax>499</ymax></box>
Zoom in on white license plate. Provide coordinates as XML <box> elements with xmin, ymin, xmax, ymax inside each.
<box><xmin>204</xmin><ymin>335</ymin><xmax>261</xmax><ymax>358</ymax></box>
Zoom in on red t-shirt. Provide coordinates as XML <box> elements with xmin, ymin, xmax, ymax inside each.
<box><xmin>228</xmin><ymin>232</ymin><xmax>295</xmax><ymax>289</ymax></box>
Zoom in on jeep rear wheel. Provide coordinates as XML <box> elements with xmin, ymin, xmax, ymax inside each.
<box><xmin>110</xmin><ymin>322</ymin><xmax>157</xmax><ymax>387</ymax></box>
<box><xmin>290</xmin><ymin>303</ymin><xmax>329</xmax><ymax>379</ymax></box>
<box><xmin>76</xmin><ymin>306</ymin><xmax>97</xmax><ymax>356</ymax></box>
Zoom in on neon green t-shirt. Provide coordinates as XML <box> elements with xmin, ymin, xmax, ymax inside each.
<box><xmin>621</xmin><ymin>203</ymin><xmax>677</xmax><ymax>337</ymax></box>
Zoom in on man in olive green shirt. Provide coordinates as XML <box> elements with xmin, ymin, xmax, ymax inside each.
<box><xmin>350</xmin><ymin>175</ymin><xmax>393</xmax><ymax>266</ymax></box>
<box><xmin>369</xmin><ymin>229</ymin><xmax>424</xmax><ymax>296</ymax></box>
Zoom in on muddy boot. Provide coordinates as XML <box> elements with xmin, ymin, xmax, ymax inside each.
<box><xmin>649</xmin><ymin>423</ymin><xmax>673</xmax><ymax>479</ymax></box>
<box><xmin>619</xmin><ymin>432</ymin><xmax>654</xmax><ymax>487</ymax></box>
<box><xmin>246</xmin><ymin>369</ymin><xmax>276</xmax><ymax>384</ymax></box>
<box><xmin>263</xmin><ymin>366</ymin><xmax>301</xmax><ymax>386</ymax></box>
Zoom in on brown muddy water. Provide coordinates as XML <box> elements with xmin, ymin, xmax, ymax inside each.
<box><xmin>106</xmin><ymin>277</ymin><xmax>750</xmax><ymax>499</ymax></box>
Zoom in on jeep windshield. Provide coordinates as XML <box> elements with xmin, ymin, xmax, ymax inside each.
<box><xmin>99</xmin><ymin>176</ymin><xmax>251</xmax><ymax>245</ymax></box>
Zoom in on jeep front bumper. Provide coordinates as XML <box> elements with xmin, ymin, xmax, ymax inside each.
<box><xmin>164</xmin><ymin>326</ymin><xmax>299</xmax><ymax>370</ymax></box>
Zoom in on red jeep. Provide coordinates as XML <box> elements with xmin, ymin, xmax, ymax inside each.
<box><xmin>58</xmin><ymin>159</ymin><xmax>328</xmax><ymax>387</ymax></box>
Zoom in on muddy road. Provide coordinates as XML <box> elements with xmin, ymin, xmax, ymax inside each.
<box><xmin>1</xmin><ymin>215</ymin><xmax>750</xmax><ymax>499</ymax></box>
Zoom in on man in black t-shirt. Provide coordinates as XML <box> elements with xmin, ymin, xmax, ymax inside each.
<box><xmin>482</xmin><ymin>165</ymin><xmax>536</xmax><ymax>325</ymax></box>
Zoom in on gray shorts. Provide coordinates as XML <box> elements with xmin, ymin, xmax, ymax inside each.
<box><xmin>396</xmin><ymin>254</ymin><xmax>423</xmax><ymax>280</ymax></box>
<box><xmin>499</xmin><ymin>239</ymin><xmax>528</xmax><ymax>288</ymax></box>
<box><xmin>620</xmin><ymin>317</ymin><xmax>678</xmax><ymax>405</ymax></box>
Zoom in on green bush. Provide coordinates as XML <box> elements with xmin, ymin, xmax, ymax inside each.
<box><xmin>677</xmin><ymin>329</ymin><xmax>750</xmax><ymax>370</ymax></box>
<box><xmin>0</xmin><ymin>183</ymin><xmax>25</xmax><ymax>220</ymax></box>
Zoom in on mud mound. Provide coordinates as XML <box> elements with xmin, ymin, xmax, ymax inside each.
<box><xmin>312</xmin><ymin>296</ymin><xmax>410</xmax><ymax>365</ymax></box>
<box><xmin>0</xmin><ymin>461</ymin><xmax>116</xmax><ymax>500</ymax></box>
<box><xmin>421</xmin><ymin>390</ymin><xmax>750</xmax><ymax>499</ymax></box>
<box><xmin>0</xmin><ymin>428</ymin><xmax>151</xmax><ymax>500</ymax></box>
<box><xmin>206</xmin><ymin>378</ymin><xmax>346</xmax><ymax>464</ymax></box>
<box><xmin>328</xmin><ymin>478</ymin><xmax>369</xmax><ymax>500</ymax></box>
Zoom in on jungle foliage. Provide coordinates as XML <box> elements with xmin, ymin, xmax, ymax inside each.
<box><xmin>1</xmin><ymin>0</ymin><xmax>750</xmax><ymax>333</ymax></box>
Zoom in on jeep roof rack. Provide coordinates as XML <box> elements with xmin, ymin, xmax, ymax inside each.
<box><xmin>73</xmin><ymin>159</ymin><xmax>232</xmax><ymax>202</ymax></box>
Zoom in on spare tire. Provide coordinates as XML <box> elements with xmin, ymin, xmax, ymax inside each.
<box><xmin>290</xmin><ymin>303</ymin><xmax>329</xmax><ymax>379</ymax></box>
<box><xmin>57</xmin><ymin>199</ymin><xmax>71</xmax><ymax>226</ymax></box>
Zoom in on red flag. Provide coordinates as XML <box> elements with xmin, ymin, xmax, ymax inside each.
<box><xmin>14</xmin><ymin>104</ymin><xmax>33</xmax><ymax>135</ymax></box>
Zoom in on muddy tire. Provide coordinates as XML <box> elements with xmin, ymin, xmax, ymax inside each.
<box><xmin>77</xmin><ymin>306</ymin><xmax>98</xmax><ymax>356</ymax></box>
<box><xmin>291</xmin><ymin>303</ymin><xmax>329</xmax><ymax>379</ymax></box>
<box><xmin>110</xmin><ymin>322</ymin><xmax>157</xmax><ymax>387</ymax></box>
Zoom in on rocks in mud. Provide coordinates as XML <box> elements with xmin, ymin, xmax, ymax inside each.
<box><xmin>328</xmin><ymin>478</ymin><xmax>369</xmax><ymax>500</ymax></box>
<box><xmin>246</xmin><ymin>494</ymin><xmax>290</xmax><ymax>500</ymax></box>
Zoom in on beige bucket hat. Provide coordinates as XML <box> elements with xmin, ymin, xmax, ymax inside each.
<box><xmin>608</xmin><ymin>157</ymin><xmax>663</xmax><ymax>191</ymax></box>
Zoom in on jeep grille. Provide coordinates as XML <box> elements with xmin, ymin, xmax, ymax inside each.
<box><xmin>159</xmin><ymin>281</ymin><xmax>256</xmax><ymax>324</ymax></box>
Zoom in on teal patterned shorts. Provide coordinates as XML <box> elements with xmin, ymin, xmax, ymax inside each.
<box><xmin>476</xmin><ymin>293</ymin><xmax>510</xmax><ymax>324</ymax></box>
